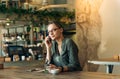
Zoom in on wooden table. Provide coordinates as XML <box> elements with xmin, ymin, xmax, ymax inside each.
<box><xmin>88</xmin><ymin>58</ymin><xmax>120</xmax><ymax>74</ymax></box>
<box><xmin>0</xmin><ymin>66</ymin><xmax>120</xmax><ymax>79</ymax></box>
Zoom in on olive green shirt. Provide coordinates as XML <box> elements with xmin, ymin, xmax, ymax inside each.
<box><xmin>50</xmin><ymin>38</ymin><xmax>82</xmax><ymax>71</ymax></box>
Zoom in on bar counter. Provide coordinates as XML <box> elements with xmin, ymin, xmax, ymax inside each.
<box><xmin>0</xmin><ymin>60</ymin><xmax>120</xmax><ymax>79</ymax></box>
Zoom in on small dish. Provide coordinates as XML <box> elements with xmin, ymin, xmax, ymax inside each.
<box><xmin>49</xmin><ymin>69</ymin><xmax>60</xmax><ymax>75</ymax></box>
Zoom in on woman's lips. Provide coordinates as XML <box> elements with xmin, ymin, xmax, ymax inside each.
<box><xmin>51</xmin><ymin>36</ymin><xmax>55</xmax><ymax>39</ymax></box>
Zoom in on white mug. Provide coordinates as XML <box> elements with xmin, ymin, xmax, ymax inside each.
<box><xmin>21</xmin><ymin>56</ymin><xmax>25</xmax><ymax>61</ymax></box>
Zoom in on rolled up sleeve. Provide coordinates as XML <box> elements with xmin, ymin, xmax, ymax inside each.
<box><xmin>66</xmin><ymin>39</ymin><xmax>82</xmax><ymax>71</ymax></box>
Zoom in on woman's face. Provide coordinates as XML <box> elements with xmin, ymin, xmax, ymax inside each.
<box><xmin>47</xmin><ymin>23</ymin><xmax>63</xmax><ymax>40</ymax></box>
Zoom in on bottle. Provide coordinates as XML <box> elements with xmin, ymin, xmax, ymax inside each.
<box><xmin>33</xmin><ymin>28</ymin><xmax>37</xmax><ymax>44</ymax></box>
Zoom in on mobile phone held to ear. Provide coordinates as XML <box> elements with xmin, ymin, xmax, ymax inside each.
<box><xmin>48</xmin><ymin>36</ymin><xmax>52</xmax><ymax>43</ymax></box>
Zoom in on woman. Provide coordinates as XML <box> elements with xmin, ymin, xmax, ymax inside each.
<box><xmin>45</xmin><ymin>21</ymin><xmax>82</xmax><ymax>72</ymax></box>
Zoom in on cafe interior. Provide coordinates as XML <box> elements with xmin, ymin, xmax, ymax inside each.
<box><xmin>0</xmin><ymin>0</ymin><xmax>120</xmax><ymax>78</ymax></box>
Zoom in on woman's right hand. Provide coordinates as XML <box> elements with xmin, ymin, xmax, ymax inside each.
<box><xmin>44</xmin><ymin>36</ymin><xmax>52</xmax><ymax>49</ymax></box>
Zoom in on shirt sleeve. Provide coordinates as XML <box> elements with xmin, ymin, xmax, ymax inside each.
<box><xmin>66</xmin><ymin>39</ymin><xmax>82</xmax><ymax>71</ymax></box>
<box><xmin>49</xmin><ymin>41</ymin><xmax>56</xmax><ymax>65</ymax></box>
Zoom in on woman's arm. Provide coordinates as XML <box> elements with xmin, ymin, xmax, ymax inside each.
<box><xmin>44</xmin><ymin>36</ymin><xmax>52</xmax><ymax>64</ymax></box>
<box><xmin>65</xmin><ymin>39</ymin><xmax>82</xmax><ymax>71</ymax></box>
<box><xmin>45</xmin><ymin>48</ymin><xmax>51</xmax><ymax>64</ymax></box>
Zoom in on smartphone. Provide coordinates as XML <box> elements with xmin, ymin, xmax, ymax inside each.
<box><xmin>48</xmin><ymin>36</ymin><xmax>52</xmax><ymax>43</ymax></box>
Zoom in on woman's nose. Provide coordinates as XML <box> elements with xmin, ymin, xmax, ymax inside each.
<box><xmin>49</xmin><ymin>32</ymin><xmax>54</xmax><ymax>35</ymax></box>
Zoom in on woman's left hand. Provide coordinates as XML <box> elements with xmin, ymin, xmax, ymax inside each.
<box><xmin>48</xmin><ymin>64</ymin><xmax>63</xmax><ymax>72</ymax></box>
<box><xmin>49</xmin><ymin>64</ymin><xmax>57</xmax><ymax>69</ymax></box>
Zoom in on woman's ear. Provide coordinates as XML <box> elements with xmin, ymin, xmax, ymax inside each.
<box><xmin>60</xmin><ymin>28</ymin><xmax>63</xmax><ymax>33</ymax></box>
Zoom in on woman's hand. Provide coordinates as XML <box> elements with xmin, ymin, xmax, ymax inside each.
<box><xmin>45</xmin><ymin>36</ymin><xmax>52</xmax><ymax>49</ymax></box>
<box><xmin>48</xmin><ymin>64</ymin><xmax>62</xmax><ymax>72</ymax></box>
<box><xmin>46</xmin><ymin>64</ymin><xmax>57</xmax><ymax>69</ymax></box>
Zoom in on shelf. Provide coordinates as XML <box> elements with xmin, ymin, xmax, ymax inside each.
<box><xmin>63</xmin><ymin>29</ymin><xmax>76</xmax><ymax>35</ymax></box>
<box><xmin>3</xmin><ymin>40</ymin><xmax>27</xmax><ymax>46</ymax></box>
